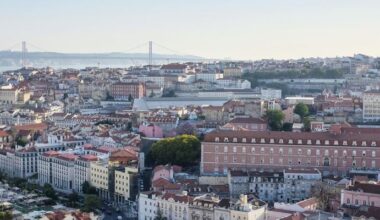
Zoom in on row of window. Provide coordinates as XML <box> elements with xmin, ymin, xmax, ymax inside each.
<box><xmin>215</xmin><ymin>146</ymin><xmax>377</xmax><ymax>157</ymax></box>
<box><xmin>214</xmin><ymin>137</ymin><xmax>377</xmax><ymax>147</ymax></box>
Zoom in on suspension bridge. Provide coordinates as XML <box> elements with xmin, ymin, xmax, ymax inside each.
<box><xmin>0</xmin><ymin>41</ymin><xmax>204</xmax><ymax>69</ymax></box>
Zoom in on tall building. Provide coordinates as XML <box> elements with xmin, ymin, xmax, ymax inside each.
<box><xmin>363</xmin><ymin>90</ymin><xmax>380</xmax><ymax>122</ymax></box>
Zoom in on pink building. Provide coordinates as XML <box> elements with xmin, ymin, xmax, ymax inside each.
<box><xmin>341</xmin><ymin>182</ymin><xmax>380</xmax><ymax>207</ymax></box>
<box><xmin>152</xmin><ymin>164</ymin><xmax>182</xmax><ymax>182</ymax></box>
<box><xmin>139</xmin><ymin>124</ymin><xmax>163</xmax><ymax>138</ymax></box>
<box><xmin>201</xmin><ymin>125</ymin><xmax>380</xmax><ymax>176</ymax></box>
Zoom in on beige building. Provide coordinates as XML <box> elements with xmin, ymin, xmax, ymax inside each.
<box><xmin>114</xmin><ymin>166</ymin><xmax>138</xmax><ymax>203</ymax></box>
<box><xmin>363</xmin><ymin>90</ymin><xmax>380</xmax><ymax>122</ymax></box>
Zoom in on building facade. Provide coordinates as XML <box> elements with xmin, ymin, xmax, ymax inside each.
<box><xmin>201</xmin><ymin>126</ymin><xmax>380</xmax><ymax>176</ymax></box>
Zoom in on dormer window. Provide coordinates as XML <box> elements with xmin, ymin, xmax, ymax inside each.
<box><xmin>224</xmin><ymin>137</ymin><xmax>229</xmax><ymax>142</ymax></box>
<box><xmin>371</xmin><ymin>141</ymin><xmax>376</xmax><ymax>147</ymax></box>
<box><xmin>242</xmin><ymin>138</ymin><xmax>246</xmax><ymax>143</ymax></box>
<box><xmin>334</xmin><ymin>140</ymin><xmax>339</xmax><ymax>146</ymax></box>
<box><xmin>307</xmin><ymin>140</ymin><xmax>312</xmax><ymax>145</ymax></box>
<box><xmin>316</xmin><ymin>140</ymin><xmax>320</xmax><ymax>145</ymax></box>
<box><xmin>215</xmin><ymin>137</ymin><xmax>220</xmax><ymax>142</ymax></box>
<box><xmin>233</xmin><ymin>138</ymin><xmax>237</xmax><ymax>143</ymax></box>
<box><xmin>343</xmin><ymin>141</ymin><xmax>348</xmax><ymax>146</ymax></box>
<box><xmin>270</xmin><ymin>139</ymin><xmax>274</xmax><ymax>144</ymax></box>
<box><xmin>251</xmin><ymin>138</ymin><xmax>256</xmax><ymax>143</ymax></box>
<box><xmin>325</xmin><ymin>140</ymin><xmax>330</xmax><ymax>145</ymax></box>
<box><xmin>297</xmin><ymin>139</ymin><xmax>302</xmax><ymax>144</ymax></box>
<box><xmin>288</xmin><ymin>139</ymin><xmax>293</xmax><ymax>144</ymax></box>
<box><xmin>361</xmin><ymin>141</ymin><xmax>366</xmax><ymax>147</ymax></box>
<box><xmin>352</xmin><ymin>141</ymin><xmax>357</xmax><ymax>146</ymax></box>
<box><xmin>279</xmin><ymin>139</ymin><xmax>284</xmax><ymax>144</ymax></box>
<box><xmin>260</xmin><ymin>138</ymin><xmax>265</xmax><ymax>144</ymax></box>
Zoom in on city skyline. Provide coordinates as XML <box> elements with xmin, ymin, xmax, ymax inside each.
<box><xmin>1</xmin><ymin>0</ymin><xmax>380</xmax><ymax>60</ymax></box>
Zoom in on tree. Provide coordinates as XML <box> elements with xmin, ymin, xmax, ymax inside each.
<box><xmin>0</xmin><ymin>211</ymin><xmax>12</xmax><ymax>220</ymax></box>
<box><xmin>176</xmin><ymin>122</ymin><xmax>196</xmax><ymax>135</ymax></box>
<box><xmin>148</xmin><ymin>135</ymin><xmax>201</xmax><ymax>167</ymax></box>
<box><xmin>294</xmin><ymin>103</ymin><xmax>309</xmax><ymax>120</ymax></box>
<box><xmin>265</xmin><ymin>110</ymin><xmax>284</xmax><ymax>131</ymax></box>
<box><xmin>149</xmin><ymin>90</ymin><xmax>155</xmax><ymax>98</ymax></box>
<box><xmin>303</xmin><ymin>116</ymin><xmax>311</xmax><ymax>132</ymax></box>
<box><xmin>128</xmin><ymin>94</ymin><xmax>134</xmax><ymax>102</ymax></box>
<box><xmin>43</xmin><ymin>183</ymin><xmax>57</xmax><ymax>200</ymax></box>
<box><xmin>67</xmin><ymin>191</ymin><xmax>80</xmax><ymax>208</ymax></box>
<box><xmin>82</xmin><ymin>194</ymin><xmax>101</xmax><ymax>212</ymax></box>
<box><xmin>282</xmin><ymin>122</ymin><xmax>293</xmax><ymax>131</ymax></box>
<box><xmin>311</xmin><ymin>183</ymin><xmax>336</xmax><ymax>211</ymax></box>
<box><xmin>154</xmin><ymin>209</ymin><xmax>167</xmax><ymax>220</ymax></box>
<box><xmin>162</xmin><ymin>90</ymin><xmax>176</xmax><ymax>97</ymax></box>
<box><xmin>82</xmin><ymin>181</ymin><xmax>98</xmax><ymax>195</ymax></box>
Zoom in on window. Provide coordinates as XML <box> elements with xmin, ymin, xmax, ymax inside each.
<box><xmin>343</xmin><ymin>150</ymin><xmax>347</xmax><ymax>157</ymax></box>
<box><xmin>270</xmin><ymin>148</ymin><xmax>274</xmax><ymax>154</ymax></box>
<box><xmin>270</xmin><ymin>139</ymin><xmax>274</xmax><ymax>144</ymax></box>
<box><xmin>316</xmin><ymin>149</ymin><xmax>320</xmax><ymax>156</ymax></box>
<box><xmin>260</xmin><ymin>138</ymin><xmax>265</xmax><ymax>143</ymax></box>
<box><xmin>251</xmin><ymin>147</ymin><xmax>255</xmax><ymax>153</ymax></box>
<box><xmin>372</xmin><ymin>160</ymin><xmax>376</xmax><ymax>168</ymax></box>
<box><xmin>242</xmin><ymin>147</ymin><xmax>246</xmax><ymax>153</ymax></box>
<box><xmin>343</xmin><ymin>141</ymin><xmax>348</xmax><ymax>146</ymax></box>
<box><xmin>224</xmin><ymin>146</ymin><xmax>228</xmax><ymax>153</ymax></box>
<box><xmin>352</xmin><ymin>141</ymin><xmax>357</xmax><ymax>146</ymax></box>
<box><xmin>242</xmin><ymin>138</ymin><xmax>246</xmax><ymax>143</ymax></box>
<box><xmin>307</xmin><ymin>149</ymin><xmax>311</xmax><ymax>156</ymax></box>
<box><xmin>362</xmin><ymin>151</ymin><xmax>366</xmax><ymax>157</ymax></box>
<box><xmin>288</xmin><ymin>139</ymin><xmax>293</xmax><ymax>144</ymax></box>
<box><xmin>372</xmin><ymin>151</ymin><xmax>376</xmax><ymax>157</ymax></box>
<box><xmin>279</xmin><ymin>148</ymin><xmax>283</xmax><ymax>155</ymax></box>
<box><xmin>251</xmin><ymin>138</ymin><xmax>256</xmax><ymax>143</ymax></box>
<box><xmin>325</xmin><ymin>140</ymin><xmax>330</xmax><ymax>145</ymax></box>
<box><xmin>334</xmin><ymin>140</ymin><xmax>338</xmax><ymax>145</ymax></box>
<box><xmin>279</xmin><ymin>139</ymin><xmax>284</xmax><ymax>144</ymax></box>
<box><xmin>298</xmin><ymin>149</ymin><xmax>302</xmax><ymax>155</ymax></box>
<box><xmin>288</xmin><ymin>148</ymin><xmax>293</xmax><ymax>155</ymax></box>
<box><xmin>371</xmin><ymin>141</ymin><xmax>376</xmax><ymax>147</ymax></box>
<box><xmin>261</xmin><ymin>147</ymin><xmax>265</xmax><ymax>153</ymax></box>
<box><xmin>233</xmin><ymin>138</ymin><xmax>237</xmax><ymax>143</ymax></box>
<box><xmin>316</xmin><ymin>140</ymin><xmax>320</xmax><ymax>145</ymax></box>
<box><xmin>347</xmin><ymin>199</ymin><xmax>350</xmax><ymax>204</ymax></box>
<box><xmin>362</xmin><ymin>141</ymin><xmax>367</xmax><ymax>146</ymax></box>
<box><xmin>233</xmin><ymin>147</ymin><xmax>237</xmax><ymax>153</ymax></box>
<box><xmin>352</xmin><ymin>150</ymin><xmax>356</xmax><ymax>156</ymax></box>
<box><xmin>297</xmin><ymin>139</ymin><xmax>302</xmax><ymax>144</ymax></box>
<box><xmin>215</xmin><ymin>137</ymin><xmax>220</xmax><ymax>142</ymax></box>
<box><xmin>334</xmin><ymin>150</ymin><xmax>338</xmax><ymax>156</ymax></box>
<box><xmin>324</xmin><ymin>150</ymin><xmax>329</xmax><ymax>156</ymax></box>
<box><xmin>224</xmin><ymin>137</ymin><xmax>229</xmax><ymax>142</ymax></box>
<box><xmin>307</xmin><ymin>140</ymin><xmax>312</xmax><ymax>145</ymax></box>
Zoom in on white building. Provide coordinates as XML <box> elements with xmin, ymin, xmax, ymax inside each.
<box><xmin>285</xmin><ymin>97</ymin><xmax>314</xmax><ymax>105</ymax></box>
<box><xmin>73</xmin><ymin>155</ymin><xmax>98</xmax><ymax>193</ymax></box>
<box><xmin>51</xmin><ymin>153</ymin><xmax>78</xmax><ymax>193</ymax></box>
<box><xmin>363</xmin><ymin>90</ymin><xmax>380</xmax><ymax>122</ymax></box>
<box><xmin>196</xmin><ymin>72</ymin><xmax>223</xmax><ymax>83</ymax></box>
<box><xmin>261</xmin><ymin>88</ymin><xmax>282</xmax><ymax>100</ymax></box>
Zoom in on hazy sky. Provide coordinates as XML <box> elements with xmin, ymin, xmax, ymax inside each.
<box><xmin>1</xmin><ymin>0</ymin><xmax>380</xmax><ymax>60</ymax></box>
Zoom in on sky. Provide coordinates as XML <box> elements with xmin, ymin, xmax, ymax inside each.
<box><xmin>1</xmin><ymin>0</ymin><xmax>380</xmax><ymax>60</ymax></box>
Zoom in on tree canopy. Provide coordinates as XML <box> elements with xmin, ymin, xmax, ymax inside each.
<box><xmin>265</xmin><ymin>110</ymin><xmax>285</xmax><ymax>131</ymax></box>
<box><xmin>148</xmin><ymin>135</ymin><xmax>201</xmax><ymax>167</ymax></box>
<box><xmin>82</xmin><ymin>194</ymin><xmax>101</xmax><ymax>212</ymax></box>
<box><xmin>294</xmin><ymin>103</ymin><xmax>309</xmax><ymax>119</ymax></box>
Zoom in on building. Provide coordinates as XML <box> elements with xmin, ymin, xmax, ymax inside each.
<box><xmin>221</xmin><ymin>117</ymin><xmax>267</xmax><ymax>131</ymax></box>
<box><xmin>228</xmin><ymin>169</ymin><xmax>321</xmax><ymax>203</ymax></box>
<box><xmin>51</xmin><ymin>153</ymin><xmax>78</xmax><ymax>193</ymax></box>
<box><xmin>341</xmin><ymin>181</ymin><xmax>380</xmax><ymax>207</ymax></box>
<box><xmin>363</xmin><ymin>90</ymin><xmax>380</xmax><ymax>122</ymax></box>
<box><xmin>74</xmin><ymin>154</ymin><xmax>98</xmax><ymax>193</ymax></box>
<box><xmin>285</xmin><ymin>97</ymin><xmax>314</xmax><ymax>105</ymax></box>
<box><xmin>138</xmin><ymin>192</ymin><xmax>267</xmax><ymax>220</ymax></box>
<box><xmin>201</xmin><ymin>125</ymin><xmax>380</xmax><ymax>176</ymax></box>
<box><xmin>261</xmin><ymin>89</ymin><xmax>282</xmax><ymax>100</ymax></box>
<box><xmin>14</xmin><ymin>147</ymin><xmax>38</xmax><ymax>178</ymax></box>
<box><xmin>109</xmin><ymin>82</ymin><xmax>146</xmax><ymax>100</ymax></box>
<box><xmin>223</xmin><ymin>67</ymin><xmax>242</xmax><ymax>78</ymax></box>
